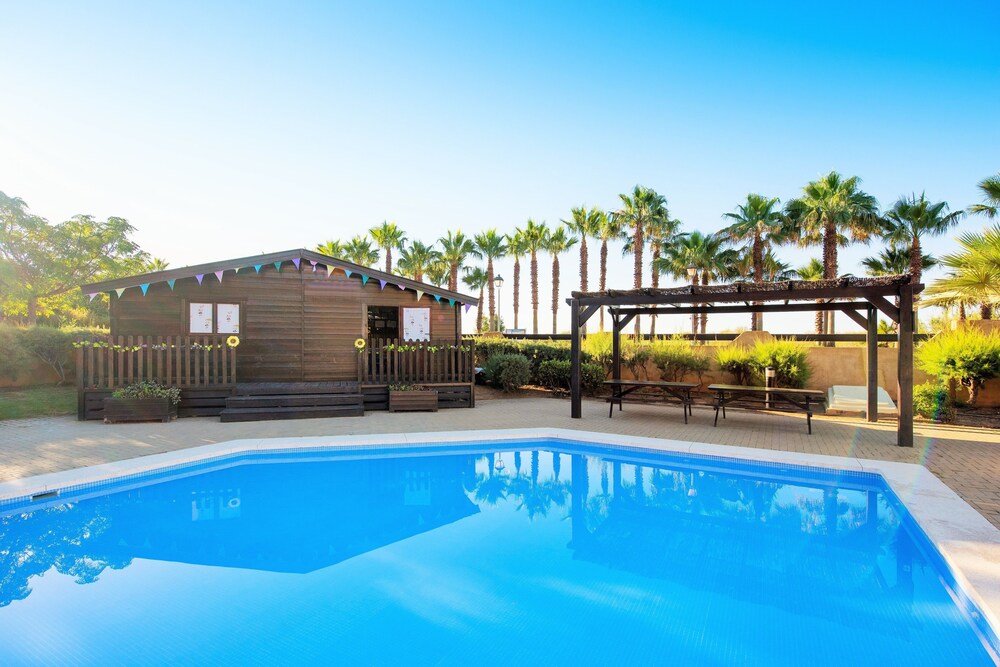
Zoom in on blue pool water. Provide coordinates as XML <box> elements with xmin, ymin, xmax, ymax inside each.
<box><xmin>0</xmin><ymin>439</ymin><xmax>996</xmax><ymax>666</ymax></box>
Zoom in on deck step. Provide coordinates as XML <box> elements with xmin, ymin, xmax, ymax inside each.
<box><xmin>225</xmin><ymin>393</ymin><xmax>364</xmax><ymax>409</ymax></box>
<box><xmin>219</xmin><ymin>404</ymin><xmax>365</xmax><ymax>422</ymax></box>
<box><xmin>232</xmin><ymin>382</ymin><xmax>359</xmax><ymax>396</ymax></box>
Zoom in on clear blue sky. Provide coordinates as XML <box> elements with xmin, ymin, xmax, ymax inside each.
<box><xmin>2</xmin><ymin>1</ymin><xmax>997</xmax><ymax>333</ymax></box>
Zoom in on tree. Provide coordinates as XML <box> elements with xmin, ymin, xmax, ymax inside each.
<box><xmin>795</xmin><ymin>258</ymin><xmax>826</xmax><ymax>334</ymax></box>
<box><xmin>438</xmin><ymin>230</ymin><xmax>475</xmax><ymax>292</ymax></box>
<box><xmin>546</xmin><ymin>225</ymin><xmax>578</xmax><ymax>335</ymax></box>
<box><xmin>426</xmin><ymin>259</ymin><xmax>449</xmax><ymax>288</ymax></box>
<box><xmin>862</xmin><ymin>247</ymin><xmax>937</xmax><ymax>277</ymax></box>
<box><xmin>342</xmin><ymin>236</ymin><xmax>379</xmax><ymax>267</ymax></box>
<box><xmin>785</xmin><ymin>172</ymin><xmax>880</xmax><ymax>335</ymax></box>
<box><xmin>720</xmin><ymin>194</ymin><xmax>788</xmax><ymax>330</ymax></box>
<box><xmin>645</xmin><ymin>215</ymin><xmax>682</xmax><ymax>336</ymax></box>
<box><xmin>924</xmin><ymin>225</ymin><xmax>1000</xmax><ymax>319</ymax></box>
<box><xmin>656</xmin><ymin>231</ymin><xmax>728</xmax><ymax>336</ymax></box>
<box><xmin>396</xmin><ymin>241</ymin><xmax>440</xmax><ymax>282</ymax></box>
<box><xmin>316</xmin><ymin>240</ymin><xmax>346</xmax><ymax>258</ymax></box>
<box><xmin>562</xmin><ymin>206</ymin><xmax>605</xmax><ymax>333</ymax></box>
<box><xmin>506</xmin><ymin>230</ymin><xmax>528</xmax><ymax>331</ymax></box>
<box><xmin>613</xmin><ymin>185</ymin><xmax>668</xmax><ymax>333</ymax></box>
<box><xmin>968</xmin><ymin>173</ymin><xmax>1000</xmax><ymax>219</ymax></box>
<box><xmin>595</xmin><ymin>212</ymin><xmax>622</xmax><ymax>331</ymax></box>
<box><xmin>462</xmin><ymin>267</ymin><xmax>489</xmax><ymax>334</ymax></box>
<box><xmin>0</xmin><ymin>192</ymin><xmax>149</xmax><ymax>325</ymax></box>
<box><xmin>369</xmin><ymin>221</ymin><xmax>407</xmax><ymax>273</ymax></box>
<box><xmin>145</xmin><ymin>257</ymin><xmax>170</xmax><ymax>272</ymax></box>
<box><xmin>880</xmin><ymin>193</ymin><xmax>962</xmax><ymax>286</ymax></box>
<box><xmin>473</xmin><ymin>229</ymin><xmax>507</xmax><ymax>331</ymax></box>
<box><xmin>517</xmin><ymin>219</ymin><xmax>550</xmax><ymax>334</ymax></box>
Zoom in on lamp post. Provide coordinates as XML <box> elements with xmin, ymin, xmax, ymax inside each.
<box><xmin>686</xmin><ymin>266</ymin><xmax>698</xmax><ymax>340</ymax></box>
<box><xmin>493</xmin><ymin>275</ymin><xmax>504</xmax><ymax>333</ymax></box>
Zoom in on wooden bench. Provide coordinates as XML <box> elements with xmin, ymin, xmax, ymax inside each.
<box><xmin>604</xmin><ymin>380</ymin><xmax>699</xmax><ymax>424</ymax></box>
<box><xmin>707</xmin><ymin>384</ymin><xmax>826</xmax><ymax>434</ymax></box>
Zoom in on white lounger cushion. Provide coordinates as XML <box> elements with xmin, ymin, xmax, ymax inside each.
<box><xmin>826</xmin><ymin>385</ymin><xmax>898</xmax><ymax>414</ymax></box>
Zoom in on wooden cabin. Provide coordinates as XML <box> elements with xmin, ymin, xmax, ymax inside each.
<box><xmin>77</xmin><ymin>249</ymin><xmax>479</xmax><ymax>421</ymax></box>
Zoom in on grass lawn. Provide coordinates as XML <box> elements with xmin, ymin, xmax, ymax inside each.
<box><xmin>0</xmin><ymin>386</ymin><xmax>77</xmax><ymax>420</ymax></box>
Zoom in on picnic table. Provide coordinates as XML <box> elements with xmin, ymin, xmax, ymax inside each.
<box><xmin>707</xmin><ymin>384</ymin><xmax>826</xmax><ymax>434</ymax></box>
<box><xmin>604</xmin><ymin>380</ymin><xmax>699</xmax><ymax>424</ymax></box>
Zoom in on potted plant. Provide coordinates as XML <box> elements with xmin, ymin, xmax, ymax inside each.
<box><xmin>388</xmin><ymin>383</ymin><xmax>439</xmax><ymax>412</ymax></box>
<box><xmin>103</xmin><ymin>381</ymin><xmax>181</xmax><ymax>423</ymax></box>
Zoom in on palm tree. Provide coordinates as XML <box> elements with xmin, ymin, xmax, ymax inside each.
<box><xmin>369</xmin><ymin>221</ymin><xmax>407</xmax><ymax>273</ymax></box>
<box><xmin>343</xmin><ymin>236</ymin><xmax>379</xmax><ymax>267</ymax></box>
<box><xmin>880</xmin><ymin>193</ymin><xmax>962</xmax><ymax>286</ymax></box>
<box><xmin>656</xmin><ymin>231</ymin><xmax>728</xmax><ymax>336</ymax></box>
<box><xmin>968</xmin><ymin>173</ymin><xmax>1000</xmax><ymax>219</ymax></box>
<box><xmin>562</xmin><ymin>206</ymin><xmax>605</xmax><ymax>334</ymax></box>
<box><xmin>426</xmin><ymin>259</ymin><xmax>449</xmax><ymax>288</ymax></box>
<box><xmin>396</xmin><ymin>241</ymin><xmax>440</xmax><ymax>282</ymax></box>
<box><xmin>924</xmin><ymin>225</ymin><xmax>1000</xmax><ymax>319</ymax></box>
<box><xmin>862</xmin><ymin>247</ymin><xmax>937</xmax><ymax>276</ymax></box>
<box><xmin>785</xmin><ymin>172</ymin><xmax>880</xmax><ymax>334</ymax></box>
<box><xmin>518</xmin><ymin>219</ymin><xmax>550</xmax><ymax>334</ymax></box>
<box><xmin>613</xmin><ymin>186</ymin><xmax>669</xmax><ymax>332</ymax></box>
<box><xmin>438</xmin><ymin>230</ymin><xmax>475</xmax><ymax>292</ymax></box>
<box><xmin>795</xmin><ymin>258</ymin><xmax>826</xmax><ymax>334</ymax></box>
<box><xmin>506</xmin><ymin>230</ymin><xmax>528</xmax><ymax>331</ymax></box>
<box><xmin>315</xmin><ymin>240</ymin><xmax>346</xmax><ymax>258</ymax></box>
<box><xmin>595</xmin><ymin>213</ymin><xmax>622</xmax><ymax>331</ymax></box>
<box><xmin>646</xmin><ymin>215</ymin><xmax>682</xmax><ymax>336</ymax></box>
<box><xmin>473</xmin><ymin>229</ymin><xmax>507</xmax><ymax>331</ymax></box>
<box><xmin>462</xmin><ymin>267</ymin><xmax>489</xmax><ymax>333</ymax></box>
<box><xmin>144</xmin><ymin>257</ymin><xmax>170</xmax><ymax>272</ymax></box>
<box><xmin>720</xmin><ymin>194</ymin><xmax>789</xmax><ymax>330</ymax></box>
<box><xmin>546</xmin><ymin>225</ymin><xmax>578</xmax><ymax>335</ymax></box>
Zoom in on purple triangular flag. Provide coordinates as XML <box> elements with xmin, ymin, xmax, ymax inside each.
<box><xmin>292</xmin><ymin>258</ymin><xmax>301</xmax><ymax>270</ymax></box>
<box><xmin>195</xmin><ymin>274</ymin><xmax>204</xmax><ymax>285</ymax></box>
<box><xmin>215</xmin><ymin>270</ymin><xmax>224</xmax><ymax>283</ymax></box>
<box><xmin>379</xmin><ymin>279</ymin><xmax>387</xmax><ymax>290</ymax></box>
<box><xmin>398</xmin><ymin>283</ymin><xmax>407</xmax><ymax>290</ymax></box>
<box><xmin>140</xmin><ymin>283</ymin><xmax>150</xmax><ymax>295</ymax></box>
<box><xmin>464</xmin><ymin>304</ymin><xmax>472</xmax><ymax>313</ymax></box>
<box><xmin>309</xmin><ymin>260</ymin><xmax>317</xmax><ymax>272</ymax></box>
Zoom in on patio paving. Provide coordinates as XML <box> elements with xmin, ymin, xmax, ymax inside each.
<box><xmin>1</xmin><ymin>396</ymin><xmax>999</xmax><ymax>528</ymax></box>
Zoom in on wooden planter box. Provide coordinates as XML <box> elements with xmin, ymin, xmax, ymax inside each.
<box><xmin>388</xmin><ymin>390</ymin><xmax>439</xmax><ymax>413</ymax></box>
<box><xmin>103</xmin><ymin>397</ymin><xmax>178</xmax><ymax>423</ymax></box>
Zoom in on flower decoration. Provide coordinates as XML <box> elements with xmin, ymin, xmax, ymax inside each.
<box><xmin>226</xmin><ymin>336</ymin><xmax>240</xmax><ymax>348</ymax></box>
<box><xmin>355</xmin><ymin>338</ymin><xmax>367</xmax><ymax>350</ymax></box>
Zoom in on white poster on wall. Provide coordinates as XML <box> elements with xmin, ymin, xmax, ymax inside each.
<box><xmin>217</xmin><ymin>303</ymin><xmax>240</xmax><ymax>334</ymax></box>
<box><xmin>402</xmin><ymin>307</ymin><xmax>430</xmax><ymax>341</ymax></box>
<box><xmin>189</xmin><ymin>303</ymin><xmax>213</xmax><ymax>333</ymax></box>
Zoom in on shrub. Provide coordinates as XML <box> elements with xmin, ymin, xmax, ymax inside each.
<box><xmin>111</xmin><ymin>381</ymin><xmax>182</xmax><ymax>405</ymax></box>
<box><xmin>651</xmin><ymin>339</ymin><xmax>711</xmax><ymax>383</ymax></box>
<box><xmin>913</xmin><ymin>383</ymin><xmax>956</xmax><ymax>423</ymax></box>
<box><xmin>473</xmin><ymin>337</ymin><xmax>593</xmax><ymax>385</ymax></box>
<box><xmin>535</xmin><ymin>359</ymin><xmax>605</xmax><ymax>395</ymax></box>
<box><xmin>621</xmin><ymin>337</ymin><xmax>652</xmax><ymax>380</ymax></box>
<box><xmin>581</xmin><ymin>332</ymin><xmax>613</xmax><ymax>376</ymax></box>
<box><xmin>917</xmin><ymin>328</ymin><xmax>1000</xmax><ymax>404</ymax></box>
<box><xmin>581</xmin><ymin>362</ymin><xmax>606</xmax><ymax>394</ymax></box>
<box><xmin>751</xmin><ymin>340</ymin><xmax>811</xmax><ymax>389</ymax></box>
<box><xmin>482</xmin><ymin>353</ymin><xmax>531</xmax><ymax>391</ymax></box>
<box><xmin>716</xmin><ymin>346</ymin><xmax>756</xmax><ymax>385</ymax></box>
<box><xmin>0</xmin><ymin>324</ymin><xmax>31</xmax><ymax>380</ymax></box>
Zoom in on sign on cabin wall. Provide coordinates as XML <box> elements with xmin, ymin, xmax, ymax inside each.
<box><xmin>402</xmin><ymin>307</ymin><xmax>431</xmax><ymax>341</ymax></box>
<box><xmin>190</xmin><ymin>303</ymin><xmax>214</xmax><ymax>334</ymax></box>
<box><xmin>217</xmin><ymin>304</ymin><xmax>240</xmax><ymax>334</ymax></box>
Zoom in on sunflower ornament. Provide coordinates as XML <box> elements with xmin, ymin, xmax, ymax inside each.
<box><xmin>355</xmin><ymin>338</ymin><xmax>367</xmax><ymax>351</ymax></box>
<box><xmin>226</xmin><ymin>336</ymin><xmax>240</xmax><ymax>348</ymax></box>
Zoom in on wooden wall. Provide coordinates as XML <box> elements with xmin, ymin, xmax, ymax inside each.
<box><xmin>109</xmin><ymin>265</ymin><xmax>460</xmax><ymax>383</ymax></box>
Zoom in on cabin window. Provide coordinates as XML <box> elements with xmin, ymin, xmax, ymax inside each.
<box><xmin>188</xmin><ymin>302</ymin><xmax>241</xmax><ymax>335</ymax></box>
<box><xmin>367</xmin><ymin>306</ymin><xmax>399</xmax><ymax>340</ymax></box>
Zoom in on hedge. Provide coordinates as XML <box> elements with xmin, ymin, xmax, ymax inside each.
<box><xmin>0</xmin><ymin>324</ymin><xmax>107</xmax><ymax>385</ymax></box>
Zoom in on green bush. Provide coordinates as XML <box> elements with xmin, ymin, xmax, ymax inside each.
<box><xmin>482</xmin><ymin>353</ymin><xmax>531</xmax><ymax>391</ymax></box>
<box><xmin>752</xmin><ymin>340</ymin><xmax>811</xmax><ymax>389</ymax></box>
<box><xmin>716</xmin><ymin>346</ymin><xmax>756</xmax><ymax>385</ymax></box>
<box><xmin>473</xmin><ymin>337</ymin><xmax>593</xmax><ymax>385</ymax></box>
<box><xmin>536</xmin><ymin>359</ymin><xmax>605</xmax><ymax>394</ymax></box>
<box><xmin>581</xmin><ymin>362</ymin><xmax>606</xmax><ymax>394</ymax></box>
<box><xmin>651</xmin><ymin>339</ymin><xmax>711</xmax><ymax>383</ymax></box>
<box><xmin>581</xmin><ymin>332</ymin><xmax>613</xmax><ymax>376</ymax></box>
<box><xmin>917</xmin><ymin>328</ymin><xmax>1000</xmax><ymax>404</ymax></box>
<box><xmin>111</xmin><ymin>381</ymin><xmax>181</xmax><ymax>405</ymax></box>
<box><xmin>913</xmin><ymin>383</ymin><xmax>956</xmax><ymax>422</ymax></box>
<box><xmin>0</xmin><ymin>324</ymin><xmax>107</xmax><ymax>384</ymax></box>
<box><xmin>0</xmin><ymin>324</ymin><xmax>31</xmax><ymax>380</ymax></box>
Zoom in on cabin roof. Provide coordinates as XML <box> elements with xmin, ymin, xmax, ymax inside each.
<box><xmin>80</xmin><ymin>248</ymin><xmax>480</xmax><ymax>305</ymax></box>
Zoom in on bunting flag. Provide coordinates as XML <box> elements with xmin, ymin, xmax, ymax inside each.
<box><xmin>379</xmin><ymin>279</ymin><xmax>387</xmax><ymax>290</ymax></box>
<box><xmin>215</xmin><ymin>270</ymin><xmax>224</xmax><ymax>283</ymax></box>
<box><xmin>434</xmin><ymin>295</ymin><xmax>441</xmax><ymax>302</ymax></box>
<box><xmin>398</xmin><ymin>283</ymin><xmax>407</xmax><ymax>290</ymax></box>
<box><xmin>448</xmin><ymin>299</ymin><xmax>456</xmax><ymax>307</ymax></box>
<box><xmin>195</xmin><ymin>274</ymin><xmax>204</xmax><ymax>285</ymax></box>
<box><xmin>274</xmin><ymin>261</ymin><xmax>282</xmax><ymax>272</ymax></box>
<box><xmin>464</xmin><ymin>304</ymin><xmax>472</xmax><ymax>313</ymax></box>
<box><xmin>415</xmin><ymin>290</ymin><xmax>424</xmax><ymax>301</ymax></box>
<box><xmin>361</xmin><ymin>275</ymin><xmax>369</xmax><ymax>285</ymax></box>
<box><xmin>140</xmin><ymin>283</ymin><xmax>150</xmax><ymax>295</ymax></box>
<box><xmin>234</xmin><ymin>267</ymin><xmax>241</xmax><ymax>273</ymax></box>
<box><xmin>292</xmin><ymin>258</ymin><xmax>301</xmax><ymax>270</ymax></box>
<box><xmin>87</xmin><ymin>293</ymin><xmax>98</xmax><ymax>302</ymax></box>
<box><xmin>309</xmin><ymin>260</ymin><xmax>317</xmax><ymax>272</ymax></box>
<box><xmin>254</xmin><ymin>264</ymin><xmax>262</xmax><ymax>273</ymax></box>
<box><xmin>326</xmin><ymin>265</ymin><xmax>336</xmax><ymax>277</ymax></box>
<box><xmin>345</xmin><ymin>270</ymin><xmax>352</xmax><ymax>277</ymax></box>
<box><xmin>115</xmin><ymin>288</ymin><xmax>126</xmax><ymax>298</ymax></box>
<box><xmin>167</xmin><ymin>279</ymin><xmax>176</xmax><ymax>290</ymax></box>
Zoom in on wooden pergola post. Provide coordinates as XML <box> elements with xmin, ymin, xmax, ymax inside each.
<box><xmin>866</xmin><ymin>305</ymin><xmax>879</xmax><ymax>422</ymax></box>
<box><xmin>897</xmin><ymin>285</ymin><xmax>915</xmax><ymax>447</ymax></box>
<box><xmin>611</xmin><ymin>311</ymin><xmax>621</xmax><ymax>383</ymax></box>
<box><xmin>570</xmin><ymin>299</ymin><xmax>582</xmax><ymax>418</ymax></box>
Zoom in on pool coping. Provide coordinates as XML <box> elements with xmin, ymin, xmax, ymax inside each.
<box><xmin>2</xmin><ymin>426</ymin><xmax>999</xmax><ymax>649</ymax></box>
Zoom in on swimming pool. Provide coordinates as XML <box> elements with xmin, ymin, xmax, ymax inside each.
<box><xmin>1</xmin><ymin>431</ymin><xmax>997</xmax><ymax>665</ymax></box>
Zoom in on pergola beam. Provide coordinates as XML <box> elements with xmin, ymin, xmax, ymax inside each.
<box><xmin>842</xmin><ymin>309</ymin><xmax>870</xmax><ymax>330</ymax></box>
<box><xmin>606</xmin><ymin>301</ymin><xmax>873</xmax><ymax>317</ymax></box>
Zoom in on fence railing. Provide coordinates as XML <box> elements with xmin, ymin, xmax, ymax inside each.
<box><xmin>77</xmin><ymin>336</ymin><xmax>237</xmax><ymax>390</ymax></box>
<box><xmin>358</xmin><ymin>339</ymin><xmax>475</xmax><ymax>385</ymax></box>
<box><xmin>490</xmin><ymin>332</ymin><xmax>932</xmax><ymax>343</ymax></box>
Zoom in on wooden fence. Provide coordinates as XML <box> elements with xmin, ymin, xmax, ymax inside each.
<box><xmin>358</xmin><ymin>339</ymin><xmax>475</xmax><ymax>385</ymax></box>
<box><xmin>76</xmin><ymin>336</ymin><xmax>237</xmax><ymax>390</ymax></box>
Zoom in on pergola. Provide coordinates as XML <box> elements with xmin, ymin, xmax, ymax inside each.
<box><xmin>566</xmin><ymin>275</ymin><xmax>921</xmax><ymax>447</ymax></box>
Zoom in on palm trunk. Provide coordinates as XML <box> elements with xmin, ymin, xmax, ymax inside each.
<box><xmin>449</xmin><ymin>261</ymin><xmax>459</xmax><ymax>292</ymax></box>
<box><xmin>752</xmin><ymin>234</ymin><xmax>763</xmax><ymax>331</ymax></box>
<box><xmin>815</xmin><ymin>305</ymin><xmax>824</xmax><ymax>335</ymax></box>
<box><xmin>513</xmin><ymin>256</ymin><xmax>520</xmax><ymax>330</ymax></box>
<box><xmin>579</xmin><ymin>239</ymin><xmax>588</xmax><ymax>335</ymax></box>
<box><xmin>385</xmin><ymin>249</ymin><xmax>392</xmax><ymax>274</ymax></box>
<box><xmin>823</xmin><ymin>217</ymin><xmax>837</xmax><ymax>341</ymax></box>
<box><xmin>552</xmin><ymin>255</ymin><xmax>560</xmax><ymax>335</ymax></box>
<box><xmin>477</xmin><ymin>286</ymin><xmax>484</xmax><ymax>333</ymax></box>
<box><xmin>487</xmin><ymin>258</ymin><xmax>496</xmax><ymax>331</ymax></box>
<box><xmin>691</xmin><ymin>275</ymin><xmax>698</xmax><ymax>338</ymax></box>
<box><xmin>982</xmin><ymin>303</ymin><xmax>993</xmax><ymax>320</ymax></box>
<box><xmin>531</xmin><ymin>250</ymin><xmax>539</xmax><ymax>334</ymax></box>
<box><xmin>650</xmin><ymin>242</ymin><xmax>660</xmax><ymax>337</ymax></box>
<box><xmin>633</xmin><ymin>226</ymin><xmax>643</xmax><ymax>336</ymax></box>
<box><xmin>959</xmin><ymin>302</ymin><xmax>966</xmax><ymax>321</ymax></box>
<box><xmin>700</xmin><ymin>271</ymin><xmax>708</xmax><ymax>336</ymax></box>
<box><xmin>599</xmin><ymin>240</ymin><xmax>608</xmax><ymax>331</ymax></box>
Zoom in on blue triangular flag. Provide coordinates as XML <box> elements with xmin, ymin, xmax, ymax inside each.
<box><xmin>434</xmin><ymin>295</ymin><xmax>441</xmax><ymax>302</ymax></box>
<box><xmin>140</xmin><ymin>283</ymin><xmax>149</xmax><ymax>295</ymax></box>
<box><xmin>254</xmin><ymin>264</ymin><xmax>262</xmax><ymax>273</ymax></box>
<box><xmin>361</xmin><ymin>275</ymin><xmax>369</xmax><ymax>285</ymax></box>
<box><xmin>274</xmin><ymin>261</ymin><xmax>282</xmax><ymax>271</ymax></box>
<box><xmin>167</xmin><ymin>279</ymin><xmax>175</xmax><ymax>290</ymax></box>
<box><xmin>448</xmin><ymin>299</ymin><xmax>456</xmax><ymax>307</ymax></box>
<box><xmin>345</xmin><ymin>270</ymin><xmax>352</xmax><ymax>277</ymax></box>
